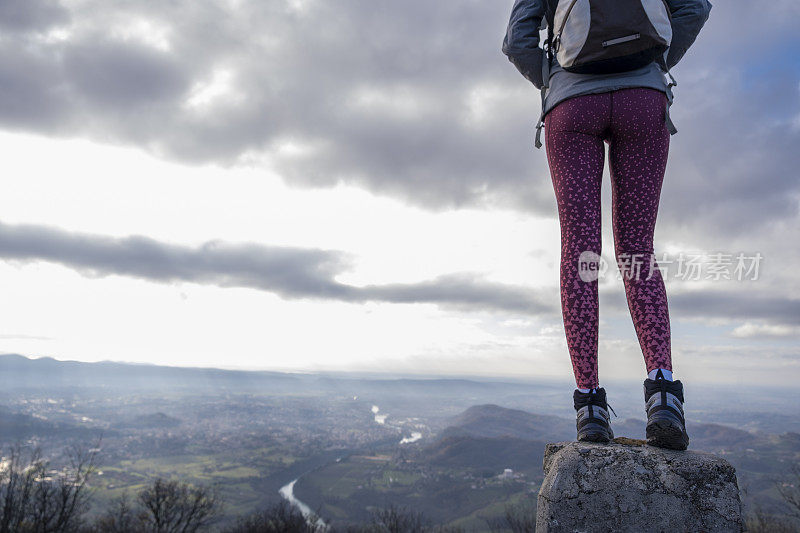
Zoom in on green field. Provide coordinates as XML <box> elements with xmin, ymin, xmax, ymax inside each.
<box><xmin>293</xmin><ymin>455</ymin><xmax>540</xmax><ymax>531</ymax></box>
<box><xmin>83</xmin><ymin>445</ymin><xmax>306</xmax><ymax>527</ymax></box>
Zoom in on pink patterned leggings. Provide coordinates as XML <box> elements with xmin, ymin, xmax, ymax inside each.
<box><xmin>544</xmin><ymin>87</ymin><xmax>672</xmax><ymax>390</ymax></box>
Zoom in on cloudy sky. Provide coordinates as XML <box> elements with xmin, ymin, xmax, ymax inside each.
<box><xmin>0</xmin><ymin>0</ymin><xmax>798</xmax><ymax>386</ymax></box>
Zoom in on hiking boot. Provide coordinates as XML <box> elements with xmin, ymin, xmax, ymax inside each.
<box><xmin>574</xmin><ymin>387</ymin><xmax>617</xmax><ymax>443</ymax></box>
<box><xmin>644</xmin><ymin>371</ymin><xmax>689</xmax><ymax>450</ymax></box>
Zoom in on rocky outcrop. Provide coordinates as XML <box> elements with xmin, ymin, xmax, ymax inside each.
<box><xmin>536</xmin><ymin>438</ymin><xmax>743</xmax><ymax>533</ymax></box>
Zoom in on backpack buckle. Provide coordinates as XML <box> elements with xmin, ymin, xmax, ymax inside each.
<box><xmin>552</xmin><ymin>35</ymin><xmax>561</xmax><ymax>53</ymax></box>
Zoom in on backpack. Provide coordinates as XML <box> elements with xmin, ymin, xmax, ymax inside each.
<box><xmin>533</xmin><ymin>0</ymin><xmax>678</xmax><ymax>149</ymax></box>
<box><xmin>543</xmin><ymin>0</ymin><xmax>673</xmax><ymax>74</ymax></box>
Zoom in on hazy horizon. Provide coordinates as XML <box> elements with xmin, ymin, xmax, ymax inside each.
<box><xmin>3</xmin><ymin>352</ymin><xmax>796</xmax><ymax>398</ymax></box>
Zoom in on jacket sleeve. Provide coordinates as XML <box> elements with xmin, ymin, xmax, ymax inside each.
<box><xmin>502</xmin><ymin>0</ymin><xmax>546</xmax><ymax>89</ymax></box>
<box><xmin>665</xmin><ymin>0</ymin><xmax>713</xmax><ymax>70</ymax></box>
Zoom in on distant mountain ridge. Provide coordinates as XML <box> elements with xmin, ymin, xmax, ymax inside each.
<box><xmin>0</xmin><ymin>353</ymin><xmax>544</xmax><ymax>395</ymax></box>
<box><xmin>0</xmin><ymin>352</ymin><xmax>306</xmax><ymax>392</ymax></box>
<box><xmin>430</xmin><ymin>403</ymin><xmax>799</xmax><ymax>459</ymax></box>
<box><xmin>110</xmin><ymin>412</ymin><xmax>182</xmax><ymax>430</ymax></box>
<box><xmin>439</xmin><ymin>403</ymin><xmax>575</xmax><ymax>443</ymax></box>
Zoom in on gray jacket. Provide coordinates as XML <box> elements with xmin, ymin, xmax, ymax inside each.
<box><xmin>502</xmin><ymin>0</ymin><xmax>712</xmax><ymax>145</ymax></box>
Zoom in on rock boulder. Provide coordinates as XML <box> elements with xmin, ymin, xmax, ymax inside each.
<box><xmin>536</xmin><ymin>437</ymin><xmax>743</xmax><ymax>532</ymax></box>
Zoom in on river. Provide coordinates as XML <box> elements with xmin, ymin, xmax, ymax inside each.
<box><xmin>279</xmin><ymin>477</ymin><xmax>330</xmax><ymax>531</ymax></box>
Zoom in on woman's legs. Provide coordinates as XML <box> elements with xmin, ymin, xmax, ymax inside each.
<box><xmin>544</xmin><ymin>92</ymin><xmax>610</xmax><ymax>390</ymax></box>
<box><xmin>544</xmin><ymin>87</ymin><xmax>673</xmax><ymax>389</ymax></box>
<box><xmin>608</xmin><ymin>88</ymin><xmax>672</xmax><ymax>375</ymax></box>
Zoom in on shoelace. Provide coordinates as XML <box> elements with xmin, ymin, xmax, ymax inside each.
<box><xmin>586</xmin><ymin>389</ymin><xmax>618</xmax><ymax>418</ymax></box>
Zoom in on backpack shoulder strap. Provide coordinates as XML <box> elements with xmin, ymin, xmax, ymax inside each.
<box><xmin>543</xmin><ymin>0</ymin><xmax>556</xmax><ymax>60</ymax></box>
<box><xmin>535</xmin><ymin>0</ymin><xmax>556</xmax><ymax>149</ymax></box>
<box><xmin>543</xmin><ymin>0</ymin><xmax>557</xmax><ymax>36</ymax></box>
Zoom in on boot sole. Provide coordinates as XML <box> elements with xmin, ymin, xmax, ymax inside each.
<box><xmin>646</xmin><ymin>419</ymin><xmax>689</xmax><ymax>450</ymax></box>
<box><xmin>577</xmin><ymin>423</ymin><xmax>613</xmax><ymax>443</ymax></box>
<box><xmin>578</xmin><ymin>432</ymin><xmax>612</xmax><ymax>443</ymax></box>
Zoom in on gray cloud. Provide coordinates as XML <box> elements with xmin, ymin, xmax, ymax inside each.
<box><xmin>671</xmin><ymin>290</ymin><xmax>800</xmax><ymax>327</ymax></box>
<box><xmin>0</xmin><ymin>0</ymin><xmax>69</xmax><ymax>33</ymax></box>
<box><xmin>62</xmin><ymin>37</ymin><xmax>190</xmax><ymax>109</ymax></box>
<box><xmin>0</xmin><ymin>0</ymin><xmax>796</xmax><ymax>231</ymax></box>
<box><xmin>601</xmin><ymin>285</ymin><xmax>800</xmax><ymax>327</ymax></box>
<box><xmin>0</xmin><ymin>220</ymin><xmax>556</xmax><ymax>316</ymax></box>
<box><xmin>2</xmin><ymin>220</ymin><xmax>798</xmax><ymax>328</ymax></box>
